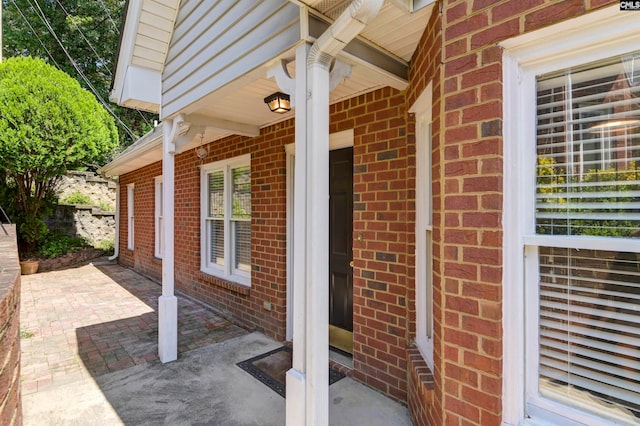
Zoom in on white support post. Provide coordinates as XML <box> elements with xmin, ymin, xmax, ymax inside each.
<box><xmin>159</xmin><ymin>119</ymin><xmax>178</xmax><ymax>363</ymax></box>
<box><xmin>286</xmin><ymin>41</ymin><xmax>311</xmax><ymax>426</ymax></box>
<box><xmin>304</xmin><ymin>53</ymin><xmax>331</xmax><ymax>426</ymax></box>
<box><xmin>286</xmin><ymin>3</ymin><xmax>382</xmax><ymax>424</ymax></box>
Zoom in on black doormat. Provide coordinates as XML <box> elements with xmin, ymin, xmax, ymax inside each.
<box><xmin>236</xmin><ymin>346</ymin><xmax>345</xmax><ymax>398</ymax></box>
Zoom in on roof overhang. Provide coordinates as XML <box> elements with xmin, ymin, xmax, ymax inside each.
<box><xmin>109</xmin><ymin>0</ymin><xmax>179</xmax><ymax>113</ymax></box>
<box><xmin>105</xmin><ymin>0</ymin><xmax>436</xmax><ymax>176</ymax></box>
<box><xmin>98</xmin><ymin>125</ymin><xmax>163</xmax><ymax>176</ymax></box>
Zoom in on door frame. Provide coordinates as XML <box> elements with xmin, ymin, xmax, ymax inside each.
<box><xmin>285</xmin><ymin>129</ymin><xmax>354</xmax><ymax>340</ymax></box>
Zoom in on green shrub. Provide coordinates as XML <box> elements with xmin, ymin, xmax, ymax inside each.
<box><xmin>98</xmin><ymin>200</ymin><xmax>115</xmax><ymax>212</ymax></box>
<box><xmin>536</xmin><ymin>158</ymin><xmax>640</xmax><ymax>237</ymax></box>
<box><xmin>37</xmin><ymin>232</ymin><xmax>89</xmax><ymax>259</ymax></box>
<box><xmin>96</xmin><ymin>238</ymin><xmax>114</xmax><ymax>254</ymax></box>
<box><xmin>61</xmin><ymin>191</ymin><xmax>92</xmax><ymax>205</ymax></box>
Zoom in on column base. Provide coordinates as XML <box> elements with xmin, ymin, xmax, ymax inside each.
<box><xmin>158</xmin><ymin>295</ymin><xmax>177</xmax><ymax>363</ymax></box>
<box><xmin>286</xmin><ymin>368</ymin><xmax>306</xmax><ymax>425</ymax></box>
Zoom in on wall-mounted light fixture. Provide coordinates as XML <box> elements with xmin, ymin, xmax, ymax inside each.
<box><xmin>264</xmin><ymin>92</ymin><xmax>291</xmax><ymax>113</ymax></box>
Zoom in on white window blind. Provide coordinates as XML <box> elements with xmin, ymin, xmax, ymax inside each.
<box><xmin>532</xmin><ymin>50</ymin><xmax>640</xmax><ymax>423</ymax></box>
<box><xmin>231</xmin><ymin>166</ymin><xmax>251</xmax><ymax>274</ymax></box>
<box><xmin>155</xmin><ymin>177</ymin><xmax>163</xmax><ymax>258</ymax></box>
<box><xmin>536</xmin><ymin>51</ymin><xmax>640</xmax><ymax>237</ymax></box>
<box><xmin>538</xmin><ymin>246</ymin><xmax>640</xmax><ymax>421</ymax></box>
<box><xmin>201</xmin><ymin>155</ymin><xmax>251</xmax><ymax>285</ymax></box>
<box><xmin>127</xmin><ymin>184</ymin><xmax>134</xmax><ymax>251</ymax></box>
<box><xmin>207</xmin><ymin>170</ymin><xmax>225</xmax><ymax>268</ymax></box>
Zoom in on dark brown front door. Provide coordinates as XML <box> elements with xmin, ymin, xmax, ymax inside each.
<box><xmin>329</xmin><ymin>147</ymin><xmax>353</xmax><ymax>354</ymax></box>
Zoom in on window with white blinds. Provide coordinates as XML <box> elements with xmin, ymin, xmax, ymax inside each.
<box><xmin>201</xmin><ymin>155</ymin><xmax>251</xmax><ymax>286</ymax></box>
<box><xmin>155</xmin><ymin>176</ymin><xmax>163</xmax><ymax>259</ymax></box>
<box><xmin>127</xmin><ymin>183</ymin><xmax>134</xmax><ymax>251</ymax></box>
<box><xmin>536</xmin><ymin>51</ymin><xmax>640</xmax><ymax>237</ymax></box>
<box><xmin>537</xmin><ymin>246</ymin><xmax>640</xmax><ymax>422</ymax></box>
<box><xmin>530</xmin><ymin>50</ymin><xmax>640</xmax><ymax>424</ymax></box>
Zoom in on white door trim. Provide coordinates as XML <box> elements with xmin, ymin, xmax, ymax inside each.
<box><xmin>285</xmin><ymin>129</ymin><xmax>354</xmax><ymax>340</ymax></box>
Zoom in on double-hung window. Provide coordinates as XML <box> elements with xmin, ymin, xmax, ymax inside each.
<box><xmin>200</xmin><ymin>155</ymin><xmax>251</xmax><ymax>286</ymax></box>
<box><xmin>410</xmin><ymin>82</ymin><xmax>434</xmax><ymax>370</ymax></box>
<box><xmin>127</xmin><ymin>183</ymin><xmax>134</xmax><ymax>251</ymax></box>
<box><xmin>503</xmin><ymin>7</ymin><xmax>640</xmax><ymax>425</ymax></box>
<box><xmin>155</xmin><ymin>176</ymin><xmax>163</xmax><ymax>259</ymax></box>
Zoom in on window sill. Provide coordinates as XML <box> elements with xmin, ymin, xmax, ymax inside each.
<box><xmin>197</xmin><ymin>271</ymin><xmax>251</xmax><ymax>296</ymax></box>
<box><xmin>152</xmin><ymin>256</ymin><xmax>162</xmax><ymax>265</ymax></box>
<box><xmin>407</xmin><ymin>346</ymin><xmax>435</xmax><ymax>403</ymax></box>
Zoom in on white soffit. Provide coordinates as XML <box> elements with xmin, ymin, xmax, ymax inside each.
<box><xmin>110</xmin><ymin>0</ymin><xmax>179</xmax><ymax>111</ymax></box>
<box><xmin>302</xmin><ymin>0</ymin><xmax>435</xmax><ymax>62</ymax></box>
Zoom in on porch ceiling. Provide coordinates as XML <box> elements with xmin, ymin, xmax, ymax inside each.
<box><xmin>173</xmin><ymin>1</ymin><xmax>436</xmax><ymax>140</ymax></box>
<box><xmin>105</xmin><ymin>0</ymin><xmax>435</xmax><ymax>176</ymax></box>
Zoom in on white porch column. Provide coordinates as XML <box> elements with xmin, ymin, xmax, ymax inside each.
<box><xmin>304</xmin><ymin>48</ymin><xmax>331</xmax><ymax>426</ymax></box>
<box><xmin>286</xmin><ymin>2</ymin><xmax>383</xmax><ymax>424</ymax></box>
<box><xmin>286</xmin><ymin>41</ymin><xmax>311</xmax><ymax>425</ymax></box>
<box><xmin>159</xmin><ymin>118</ymin><xmax>178</xmax><ymax>363</ymax></box>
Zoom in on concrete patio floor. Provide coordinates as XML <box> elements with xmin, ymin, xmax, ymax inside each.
<box><xmin>20</xmin><ymin>259</ymin><xmax>413</xmax><ymax>425</ymax></box>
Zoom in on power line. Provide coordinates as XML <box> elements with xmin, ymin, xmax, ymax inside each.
<box><xmin>96</xmin><ymin>0</ymin><xmax>120</xmax><ymax>34</ymax></box>
<box><xmin>54</xmin><ymin>0</ymin><xmax>111</xmax><ymax>75</ymax></box>
<box><xmin>51</xmin><ymin>0</ymin><xmax>152</xmax><ymax>129</ymax></box>
<box><xmin>9</xmin><ymin>0</ymin><xmax>62</xmax><ymax>69</ymax></box>
<box><xmin>25</xmin><ymin>0</ymin><xmax>139</xmax><ymax>141</ymax></box>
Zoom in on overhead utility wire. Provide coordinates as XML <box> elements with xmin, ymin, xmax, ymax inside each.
<box><xmin>9</xmin><ymin>0</ymin><xmax>62</xmax><ymax>69</ymax></box>
<box><xmin>96</xmin><ymin>0</ymin><xmax>120</xmax><ymax>33</ymax></box>
<box><xmin>26</xmin><ymin>0</ymin><xmax>139</xmax><ymax>141</ymax></box>
<box><xmin>52</xmin><ymin>0</ymin><xmax>151</xmax><ymax>128</ymax></box>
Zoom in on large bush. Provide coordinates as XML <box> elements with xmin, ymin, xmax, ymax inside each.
<box><xmin>0</xmin><ymin>56</ymin><xmax>118</xmax><ymax>255</ymax></box>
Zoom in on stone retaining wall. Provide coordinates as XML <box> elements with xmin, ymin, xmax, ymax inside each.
<box><xmin>45</xmin><ymin>205</ymin><xmax>115</xmax><ymax>247</ymax></box>
<box><xmin>45</xmin><ymin>171</ymin><xmax>117</xmax><ymax>247</ymax></box>
<box><xmin>58</xmin><ymin>171</ymin><xmax>116</xmax><ymax>208</ymax></box>
<box><xmin>0</xmin><ymin>225</ymin><xmax>22</xmax><ymax>425</ymax></box>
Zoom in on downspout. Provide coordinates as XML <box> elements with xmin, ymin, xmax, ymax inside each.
<box><xmin>108</xmin><ymin>179</ymin><xmax>120</xmax><ymax>261</ymax></box>
<box><xmin>288</xmin><ymin>1</ymin><xmax>383</xmax><ymax>425</ymax></box>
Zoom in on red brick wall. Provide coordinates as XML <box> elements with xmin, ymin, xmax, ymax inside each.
<box><xmin>0</xmin><ymin>226</ymin><xmax>22</xmax><ymax>426</ymax></box>
<box><xmin>427</xmin><ymin>1</ymin><xmax>618</xmax><ymax>425</ymax></box>
<box><xmin>115</xmin><ymin>2</ymin><xmax>622</xmax><ymax>419</ymax></box>
<box><xmin>332</xmin><ymin>87</ymin><xmax>411</xmax><ymax>402</ymax></box>
<box><xmin>119</xmin><ymin>88</ymin><xmax>416</xmax><ymax>399</ymax></box>
<box><xmin>119</xmin><ymin>162</ymin><xmax>163</xmax><ymax>278</ymax></box>
<box><xmin>406</xmin><ymin>3</ymin><xmax>443</xmax><ymax>426</ymax></box>
<box><xmin>120</xmin><ymin>122</ymin><xmax>293</xmax><ymax>339</ymax></box>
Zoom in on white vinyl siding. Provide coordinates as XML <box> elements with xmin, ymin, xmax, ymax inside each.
<box><xmin>127</xmin><ymin>183</ymin><xmax>135</xmax><ymax>251</ymax></box>
<box><xmin>502</xmin><ymin>7</ymin><xmax>640</xmax><ymax>425</ymax></box>
<box><xmin>155</xmin><ymin>176</ymin><xmax>163</xmax><ymax>259</ymax></box>
<box><xmin>200</xmin><ymin>155</ymin><xmax>251</xmax><ymax>286</ymax></box>
<box><xmin>162</xmin><ymin>0</ymin><xmax>299</xmax><ymax>118</ymax></box>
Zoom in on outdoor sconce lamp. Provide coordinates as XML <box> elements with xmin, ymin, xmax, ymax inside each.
<box><xmin>264</xmin><ymin>92</ymin><xmax>291</xmax><ymax>113</ymax></box>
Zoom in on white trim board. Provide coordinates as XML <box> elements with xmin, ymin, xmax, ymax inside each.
<box><xmin>285</xmin><ymin>129</ymin><xmax>354</xmax><ymax>340</ymax></box>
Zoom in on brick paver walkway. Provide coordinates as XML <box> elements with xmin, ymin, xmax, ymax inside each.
<box><xmin>20</xmin><ymin>259</ymin><xmax>248</xmax><ymax>395</ymax></box>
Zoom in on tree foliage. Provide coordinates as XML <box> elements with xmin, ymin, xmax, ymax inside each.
<box><xmin>0</xmin><ymin>56</ymin><xmax>118</xmax><ymax>254</ymax></box>
<box><xmin>2</xmin><ymin>0</ymin><xmax>156</xmax><ymax>147</ymax></box>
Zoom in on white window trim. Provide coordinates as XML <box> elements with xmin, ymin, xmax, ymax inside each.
<box><xmin>154</xmin><ymin>176</ymin><xmax>163</xmax><ymax>259</ymax></box>
<box><xmin>200</xmin><ymin>154</ymin><xmax>251</xmax><ymax>287</ymax></box>
<box><xmin>127</xmin><ymin>183</ymin><xmax>134</xmax><ymax>251</ymax></box>
<box><xmin>409</xmin><ymin>83</ymin><xmax>434</xmax><ymax>370</ymax></box>
<box><xmin>501</xmin><ymin>6</ymin><xmax>640</xmax><ymax>426</ymax></box>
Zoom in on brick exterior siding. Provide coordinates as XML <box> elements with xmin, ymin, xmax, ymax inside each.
<box><xmin>116</xmin><ymin>1</ymin><xmax>620</xmax><ymax>424</ymax></box>
<box><xmin>415</xmin><ymin>1</ymin><xmax>617</xmax><ymax>425</ymax></box>
<box><xmin>0</xmin><ymin>226</ymin><xmax>22</xmax><ymax>426</ymax></box>
<box><xmin>406</xmin><ymin>4</ymin><xmax>443</xmax><ymax>426</ymax></box>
